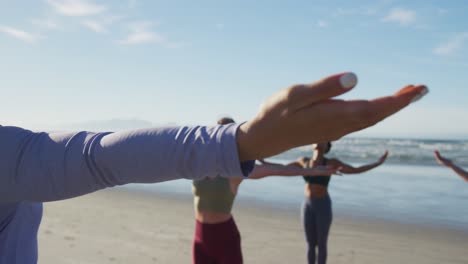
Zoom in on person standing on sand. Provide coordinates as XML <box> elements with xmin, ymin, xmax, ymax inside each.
<box><xmin>434</xmin><ymin>150</ymin><xmax>468</xmax><ymax>182</ymax></box>
<box><xmin>0</xmin><ymin>72</ymin><xmax>428</xmax><ymax>263</ymax></box>
<box><xmin>191</xmin><ymin>117</ymin><xmax>339</xmax><ymax>264</ymax></box>
<box><xmin>263</xmin><ymin>142</ymin><xmax>388</xmax><ymax>264</ymax></box>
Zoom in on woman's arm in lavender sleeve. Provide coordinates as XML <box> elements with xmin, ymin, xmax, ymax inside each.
<box><xmin>0</xmin><ymin>124</ymin><xmax>252</xmax><ymax>203</ymax></box>
<box><xmin>0</xmin><ymin>73</ymin><xmax>429</xmax><ymax>203</ymax></box>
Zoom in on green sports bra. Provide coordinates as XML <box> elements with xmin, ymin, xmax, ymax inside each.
<box><xmin>192</xmin><ymin>177</ymin><xmax>236</xmax><ymax>214</ymax></box>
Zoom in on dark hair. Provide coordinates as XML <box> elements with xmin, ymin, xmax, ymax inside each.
<box><xmin>217</xmin><ymin>117</ymin><xmax>235</xmax><ymax>125</ymax></box>
<box><xmin>315</xmin><ymin>142</ymin><xmax>332</xmax><ymax>154</ymax></box>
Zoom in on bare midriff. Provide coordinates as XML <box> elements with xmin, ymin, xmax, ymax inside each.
<box><xmin>195</xmin><ymin>211</ymin><xmax>232</xmax><ymax>224</ymax></box>
<box><xmin>305</xmin><ymin>183</ymin><xmax>328</xmax><ymax>198</ymax></box>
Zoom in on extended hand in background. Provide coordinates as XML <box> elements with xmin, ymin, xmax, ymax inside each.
<box><xmin>434</xmin><ymin>150</ymin><xmax>468</xmax><ymax>182</ymax></box>
<box><xmin>377</xmin><ymin>151</ymin><xmax>389</xmax><ymax>165</ymax></box>
<box><xmin>434</xmin><ymin>150</ymin><xmax>453</xmax><ymax>167</ymax></box>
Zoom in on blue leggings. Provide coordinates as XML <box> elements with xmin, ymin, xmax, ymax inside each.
<box><xmin>301</xmin><ymin>195</ymin><xmax>332</xmax><ymax>264</ymax></box>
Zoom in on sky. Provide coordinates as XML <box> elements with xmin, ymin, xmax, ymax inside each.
<box><xmin>0</xmin><ymin>0</ymin><xmax>467</xmax><ymax>139</ymax></box>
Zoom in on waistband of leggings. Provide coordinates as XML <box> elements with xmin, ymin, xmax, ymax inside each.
<box><xmin>196</xmin><ymin>216</ymin><xmax>236</xmax><ymax>228</ymax></box>
<box><xmin>305</xmin><ymin>193</ymin><xmax>331</xmax><ymax>201</ymax></box>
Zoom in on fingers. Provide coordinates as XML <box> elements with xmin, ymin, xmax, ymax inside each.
<box><xmin>341</xmin><ymin>85</ymin><xmax>429</xmax><ymax>133</ymax></box>
<box><xmin>285</xmin><ymin>84</ymin><xmax>429</xmax><ymax>145</ymax></box>
<box><xmin>336</xmin><ymin>166</ymin><xmax>344</xmax><ymax>176</ymax></box>
<box><xmin>288</xmin><ymin>72</ymin><xmax>358</xmax><ymax>110</ymax></box>
<box><xmin>382</xmin><ymin>150</ymin><xmax>389</xmax><ymax>159</ymax></box>
<box><xmin>371</xmin><ymin>85</ymin><xmax>428</xmax><ymax>120</ymax></box>
<box><xmin>334</xmin><ymin>168</ymin><xmax>343</xmax><ymax>176</ymax></box>
<box><xmin>434</xmin><ymin>150</ymin><xmax>447</xmax><ymax>163</ymax></box>
<box><xmin>395</xmin><ymin>85</ymin><xmax>429</xmax><ymax>104</ymax></box>
<box><xmin>379</xmin><ymin>151</ymin><xmax>389</xmax><ymax>163</ymax></box>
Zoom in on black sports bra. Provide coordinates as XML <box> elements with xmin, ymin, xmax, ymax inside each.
<box><xmin>302</xmin><ymin>158</ymin><xmax>331</xmax><ymax>187</ymax></box>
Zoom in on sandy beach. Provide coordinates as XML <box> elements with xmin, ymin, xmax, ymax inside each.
<box><xmin>38</xmin><ymin>188</ymin><xmax>468</xmax><ymax>264</ymax></box>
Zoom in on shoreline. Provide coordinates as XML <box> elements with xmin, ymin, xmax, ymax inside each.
<box><xmin>121</xmin><ymin>169</ymin><xmax>468</xmax><ymax>234</ymax></box>
<box><xmin>38</xmin><ymin>188</ymin><xmax>468</xmax><ymax>264</ymax></box>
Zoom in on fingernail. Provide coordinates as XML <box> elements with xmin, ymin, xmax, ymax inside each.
<box><xmin>339</xmin><ymin>72</ymin><xmax>358</xmax><ymax>89</ymax></box>
<box><xmin>410</xmin><ymin>86</ymin><xmax>429</xmax><ymax>103</ymax></box>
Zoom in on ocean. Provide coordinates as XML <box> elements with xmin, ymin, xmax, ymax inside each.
<box><xmin>123</xmin><ymin>137</ymin><xmax>468</xmax><ymax>231</ymax></box>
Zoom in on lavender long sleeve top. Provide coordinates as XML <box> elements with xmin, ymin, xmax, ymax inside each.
<box><xmin>0</xmin><ymin>124</ymin><xmax>254</xmax><ymax>263</ymax></box>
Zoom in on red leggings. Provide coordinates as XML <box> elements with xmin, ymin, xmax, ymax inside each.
<box><xmin>192</xmin><ymin>217</ymin><xmax>243</xmax><ymax>264</ymax></box>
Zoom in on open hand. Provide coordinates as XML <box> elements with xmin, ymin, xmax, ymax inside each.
<box><xmin>378</xmin><ymin>151</ymin><xmax>389</xmax><ymax>164</ymax></box>
<box><xmin>434</xmin><ymin>150</ymin><xmax>453</xmax><ymax>167</ymax></box>
<box><xmin>237</xmin><ymin>72</ymin><xmax>428</xmax><ymax>161</ymax></box>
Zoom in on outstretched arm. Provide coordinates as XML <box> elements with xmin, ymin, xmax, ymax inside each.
<box><xmin>247</xmin><ymin>162</ymin><xmax>337</xmax><ymax>179</ymax></box>
<box><xmin>434</xmin><ymin>151</ymin><xmax>468</xmax><ymax>182</ymax></box>
<box><xmin>249</xmin><ymin>157</ymin><xmax>339</xmax><ymax>179</ymax></box>
<box><xmin>0</xmin><ymin>72</ymin><xmax>427</xmax><ymax>203</ymax></box>
<box><xmin>0</xmin><ymin>125</ymin><xmax>247</xmax><ymax>203</ymax></box>
<box><xmin>330</xmin><ymin>151</ymin><xmax>388</xmax><ymax>174</ymax></box>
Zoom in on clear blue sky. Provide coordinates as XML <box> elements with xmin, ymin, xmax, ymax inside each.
<box><xmin>0</xmin><ymin>0</ymin><xmax>467</xmax><ymax>139</ymax></box>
